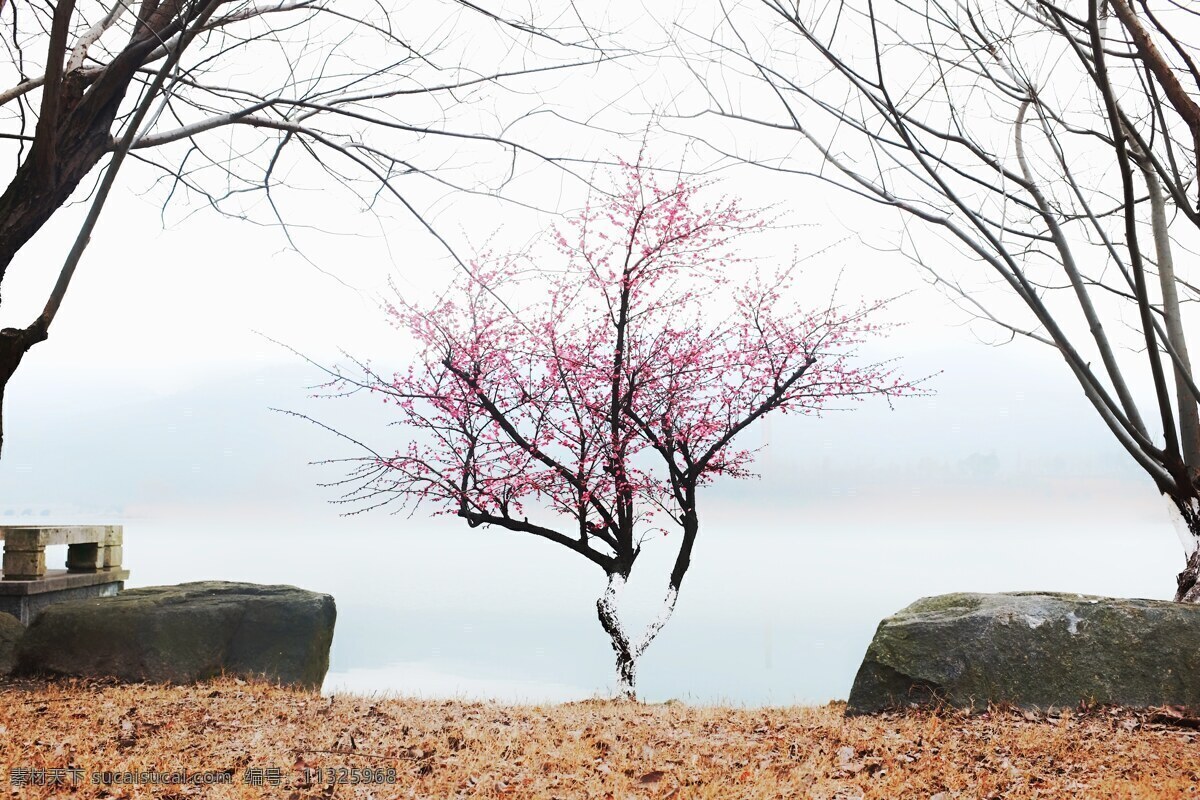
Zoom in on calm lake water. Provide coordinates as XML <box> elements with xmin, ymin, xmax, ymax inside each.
<box><xmin>60</xmin><ymin>485</ymin><xmax>1182</xmax><ymax>706</ymax></box>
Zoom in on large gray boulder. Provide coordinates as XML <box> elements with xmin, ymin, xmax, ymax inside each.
<box><xmin>0</xmin><ymin>612</ymin><xmax>22</xmax><ymax>676</ymax></box>
<box><xmin>848</xmin><ymin>591</ymin><xmax>1200</xmax><ymax>715</ymax></box>
<box><xmin>15</xmin><ymin>582</ymin><xmax>335</xmax><ymax>690</ymax></box>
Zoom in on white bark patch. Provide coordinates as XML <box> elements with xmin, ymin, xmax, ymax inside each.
<box><xmin>598</xmin><ymin>574</ymin><xmax>635</xmax><ymax>698</ymax></box>
<box><xmin>634</xmin><ymin>587</ymin><xmax>678</xmax><ymax>658</ymax></box>
<box><xmin>1023</xmin><ymin>615</ymin><xmax>1046</xmax><ymax>629</ymax></box>
<box><xmin>1166</xmin><ymin>497</ymin><xmax>1200</xmax><ymax>555</ymax></box>
<box><xmin>1065</xmin><ymin>611</ymin><xmax>1082</xmax><ymax>635</ymax></box>
<box><xmin>599</xmin><ymin>573</ymin><xmax>627</xmax><ymax>628</ymax></box>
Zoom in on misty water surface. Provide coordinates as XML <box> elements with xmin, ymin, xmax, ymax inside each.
<box><xmin>76</xmin><ymin>495</ymin><xmax>1175</xmax><ymax>706</ymax></box>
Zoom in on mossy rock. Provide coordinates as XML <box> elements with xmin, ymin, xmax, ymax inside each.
<box><xmin>15</xmin><ymin>582</ymin><xmax>335</xmax><ymax>690</ymax></box>
<box><xmin>847</xmin><ymin>592</ymin><xmax>1200</xmax><ymax>714</ymax></box>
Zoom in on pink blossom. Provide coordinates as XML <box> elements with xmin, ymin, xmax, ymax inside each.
<box><xmin>335</xmin><ymin>162</ymin><xmax>917</xmax><ymax>571</ymax></box>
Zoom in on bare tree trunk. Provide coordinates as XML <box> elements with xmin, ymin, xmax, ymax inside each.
<box><xmin>0</xmin><ymin>322</ymin><xmax>48</xmax><ymax>455</ymax></box>
<box><xmin>0</xmin><ymin>2</ymin><xmax>215</xmax><ymax>459</ymax></box>
<box><xmin>1178</xmin><ymin>548</ymin><xmax>1200</xmax><ymax>604</ymax></box>
<box><xmin>1171</xmin><ymin>497</ymin><xmax>1200</xmax><ymax>603</ymax></box>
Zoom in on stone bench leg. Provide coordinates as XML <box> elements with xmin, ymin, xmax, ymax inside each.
<box><xmin>66</xmin><ymin>543</ymin><xmax>103</xmax><ymax>571</ymax></box>
<box><xmin>2</xmin><ymin>545</ymin><xmax>46</xmax><ymax>580</ymax></box>
<box><xmin>102</xmin><ymin>527</ymin><xmax>123</xmax><ymax>570</ymax></box>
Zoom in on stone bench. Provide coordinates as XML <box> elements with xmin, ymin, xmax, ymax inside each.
<box><xmin>1</xmin><ymin>525</ymin><xmax>123</xmax><ymax>580</ymax></box>
<box><xmin>0</xmin><ymin>526</ymin><xmax>128</xmax><ymax>625</ymax></box>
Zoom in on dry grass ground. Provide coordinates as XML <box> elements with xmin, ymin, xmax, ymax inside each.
<box><xmin>0</xmin><ymin>678</ymin><xmax>1197</xmax><ymax>799</ymax></box>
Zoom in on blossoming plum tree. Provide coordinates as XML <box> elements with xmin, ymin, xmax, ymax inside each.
<box><xmin>332</xmin><ymin>164</ymin><xmax>916</xmax><ymax>698</ymax></box>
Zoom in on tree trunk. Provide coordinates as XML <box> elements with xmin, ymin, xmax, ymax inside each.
<box><xmin>0</xmin><ymin>322</ymin><xmax>49</xmax><ymax>456</ymax></box>
<box><xmin>596</xmin><ymin>573</ymin><xmax>637</xmax><ymax>699</ymax></box>
<box><xmin>611</xmin><ymin>636</ymin><xmax>638</xmax><ymax>700</ymax></box>
<box><xmin>1141</xmin><ymin>158</ymin><xmax>1200</xmax><ymax>473</ymax></box>
<box><xmin>0</xmin><ymin>72</ymin><xmax>125</xmax><ymax>285</ymax></box>
<box><xmin>595</xmin><ymin>572</ymin><xmax>679</xmax><ymax>700</ymax></box>
<box><xmin>0</xmin><ymin>6</ymin><xmax>209</xmax><ymax>457</ymax></box>
<box><xmin>1171</xmin><ymin>497</ymin><xmax>1200</xmax><ymax>602</ymax></box>
<box><xmin>1178</xmin><ymin>547</ymin><xmax>1200</xmax><ymax>604</ymax></box>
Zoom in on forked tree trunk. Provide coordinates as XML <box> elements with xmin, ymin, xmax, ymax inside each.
<box><xmin>0</xmin><ymin>2</ymin><xmax>213</xmax><ymax>462</ymax></box>
<box><xmin>595</xmin><ymin>573</ymin><xmax>678</xmax><ymax>700</ymax></box>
